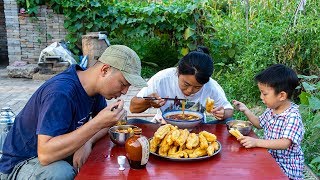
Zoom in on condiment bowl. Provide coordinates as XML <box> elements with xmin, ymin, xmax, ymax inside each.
<box><xmin>162</xmin><ymin>110</ymin><xmax>203</xmax><ymax>130</ymax></box>
<box><xmin>226</xmin><ymin>120</ymin><xmax>253</xmax><ymax>136</ymax></box>
<box><xmin>109</xmin><ymin>125</ymin><xmax>139</xmax><ymax>146</ymax></box>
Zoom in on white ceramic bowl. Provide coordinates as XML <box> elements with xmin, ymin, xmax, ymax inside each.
<box><xmin>162</xmin><ymin>110</ymin><xmax>203</xmax><ymax>130</ymax></box>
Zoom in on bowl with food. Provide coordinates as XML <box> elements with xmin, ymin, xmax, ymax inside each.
<box><xmin>109</xmin><ymin>125</ymin><xmax>139</xmax><ymax>146</ymax></box>
<box><xmin>162</xmin><ymin>110</ymin><xmax>203</xmax><ymax>130</ymax></box>
<box><xmin>226</xmin><ymin>120</ymin><xmax>252</xmax><ymax>136</ymax></box>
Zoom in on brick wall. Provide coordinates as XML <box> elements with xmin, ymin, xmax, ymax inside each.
<box><xmin>3</xmin><ymin>1</ymin><xmax>67</xmax><ymax>65</ymax></box>
<box><xmin>18</xmin><ymin>6</ymin><xmax>67</xmax><ymax>64</ymax></box>
<box><xmin>0</xmin><ymin>0</ymin><xmax>8</xmax><ymax>64</ymax></box>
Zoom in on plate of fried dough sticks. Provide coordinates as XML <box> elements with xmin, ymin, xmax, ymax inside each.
<box><xmin>149</xmin><ymin>124</ymin><xmax>221</xmax><ymax>161</ymax></box>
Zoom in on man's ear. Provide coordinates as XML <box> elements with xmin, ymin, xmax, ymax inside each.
<box><xmin>100</xmin><ymin>64</ymin><xmax>111</xmax><ymax>76</ymax></box>
<box><xmin>279</xmin><ymin>91</ymin><xmax>288</xmax><ymax>101</ymax></box>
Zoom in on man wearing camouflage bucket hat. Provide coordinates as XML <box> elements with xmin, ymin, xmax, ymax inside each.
<box><xmin>0</xmin><ymin>45</ymin><xmax>146</xmax><ymax>179</ymax></box>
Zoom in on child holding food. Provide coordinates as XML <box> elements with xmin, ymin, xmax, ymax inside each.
<box><xmin>233</xmin><ymin>64</ymin><xmax>304</xmax><ymax>179</ymax></box>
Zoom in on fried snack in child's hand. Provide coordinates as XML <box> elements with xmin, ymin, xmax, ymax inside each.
<box><xmin>229</xmin><ymin>128</ymin><xmax>243</xmax><ymax>139</ymax></box>
<box><xmin>199</xmin><ymin>133</ymin><xmax>209</xmax><ymax>150</ymax></box>
<box><xmin>200</xmin><ymin>131</ymin><xmax>217</xmax><ymax>142</ymax></box>
<box><xmin>154</xmin><ymin>124</ymin><xmax>172</xmax><ymax>139</ymax></box>
<box><xmin>205</xmin><ymin>97</ymin><xmax>215</xmax><ymax>113</ymax></box>
<box><xmin>186</xmin><ymin>133</ymin><xmax>199</xmax><ymax>150</ymax></box>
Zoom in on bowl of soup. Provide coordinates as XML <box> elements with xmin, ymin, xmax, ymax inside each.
<box><xmin>109</xmin><ymin>125</ymin><xmax>139</xmax><ymax>146</ymax></box>
<box><xmin>226</xmin><ymin>120</ymin><xmax>252</xmax><ymax>136</ymax></box>
<box><xmin>162</xmin><ymin>110</ymin><xmax>203</xmax><ymax>130</ymax></box>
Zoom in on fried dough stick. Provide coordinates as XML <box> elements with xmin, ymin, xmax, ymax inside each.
<box><xmin>154</xmin><ymin>124</ymin><xmax>172</xmax><ymax>139</ymax></box>
<box><xmin>176</xmin><ymin>129</ymin><xmax>190</xmax><ymax>147</ymax></box>
<box><xmin>186</xmin><ymin>133</ymin><xmax>199</xmax><ymax>150</ymax></box>
<box><xmin>200</xmin><ymin>131</ymin><xmax>217</xmax><ymax>142</ymax></box>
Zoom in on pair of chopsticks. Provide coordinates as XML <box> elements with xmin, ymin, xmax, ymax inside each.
<box><xmin>143</xmin><ymin>96</ymin><xmax>186</xmax><ymax>101</ymax></box>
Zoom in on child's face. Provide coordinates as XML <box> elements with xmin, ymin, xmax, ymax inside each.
<box><xmin>257</xmin><ymin>82</ymin><xmax>284</xmax><ymax>109</ymax></box>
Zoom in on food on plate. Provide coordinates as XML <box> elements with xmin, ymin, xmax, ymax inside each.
<box><xmin>115</xmin><ymin>127</ymin><xmax>133</xmax><ymax>134</ymax></box>
<box><xmin>186</xmin><ymin>133</ymin><xmax>199</xmax><ymax>150</ymax></box>
<box><xmin>199</xmin><ymin>131</ymin><xmax>217</xmax><ymax>142</ymax></box>
<box><xmin>229</xmin><ymin>128</ymin><xmax>243</xmax><ymax>139</ymax></box>
<box><xmin>150</xmin><ymin>137</ymin><xmax>161</xmax><ymax>153</ymax></box>
<box><xmin>154</xmin><ymin>124</ymin><xmax>174</xmax><ymax>139</ymax></box>
<box><xmin>176</xmin><ymin>129</ymin><xmax>190</xmax><ymax>146</ymax></box>
<box><xmin>205</xmin><ymin>97</ymin><xmax>215</xmax><ymax>113</ymax></box>
<box><xmin>166</xmin><ymin>113</ymin><xmax>200</xmax><ymax>120</ymax></box>
<box><xmin>199</xmin><ymin>133</ymin><xmax>209</xmax><ymax>149</ymax></box>
<box><xmin>149</xmin><ymin>125</ymin><xmax>220</xmax><ymax>159</ymax></box>
<box><xmin>189</xmin><ymin>147</ymin><xmax>207</xmax><ymax>158</ymax></box>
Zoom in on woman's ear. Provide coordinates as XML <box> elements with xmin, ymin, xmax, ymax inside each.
<box><xmin>279</xmin><ymin>91</ymin><xmax>288</xmax><ymax>101</ymax></box>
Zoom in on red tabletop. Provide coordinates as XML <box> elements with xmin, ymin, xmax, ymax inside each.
<box><xmin>75</xmin><ymin>123</ymin><xmax>287</xmax><ymax>180</ymax></box>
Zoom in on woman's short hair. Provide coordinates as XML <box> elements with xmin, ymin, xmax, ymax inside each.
<box><xmin>177</xmin><ymin>46</ymin><xmax>214</xmax><ymax>84</ymax></box>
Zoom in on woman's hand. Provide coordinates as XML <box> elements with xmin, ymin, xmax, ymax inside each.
<box><xmin>211</xmin><ymin>106</ymin><xmax>225</xmax><ymax>120</ymax></box>
<box><xmin>147</xmin><ymin>93</ymin><xmax>166</xmax><ymax>108</ymax></box>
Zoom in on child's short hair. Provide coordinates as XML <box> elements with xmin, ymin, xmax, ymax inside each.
<box><xmin>255</xmin><ymin>64</ymin><xmax>299</xmax><ymax>98</ymax></box>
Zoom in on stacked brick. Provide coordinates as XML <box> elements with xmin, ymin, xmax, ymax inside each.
<box><xmin>3</xmin><ymin>0</ymin><xmax>21</xmax><ymax>64</ymax></box>
<box><xmin>3</xmin><ymin>1</ymin><xmax>67</xmax><ymax>65</ymax></box>
<box><xmin>17</xmin><ymin>5</ymin><xmax>67</xmax><ymax>64</ymax></box>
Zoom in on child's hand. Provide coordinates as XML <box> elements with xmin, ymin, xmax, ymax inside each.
<box><xmin>238</xmin><ymin>136</ymin><xmax>258</xmax><ymax>148</ymax></box>
<box><xmin>232</xmin><ymin>100</ymin><xmax>249</xmax><ymax>113</ymax></box>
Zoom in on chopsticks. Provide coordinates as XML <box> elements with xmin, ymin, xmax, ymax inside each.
<box><xmin>143</xmin><ymin>96</ymin><xmax>186</xmax><ymax>101</ymax></box>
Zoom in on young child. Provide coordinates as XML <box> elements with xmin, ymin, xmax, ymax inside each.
<box><xmin>233</xmin><ymin>64</ymin><xmax>304</xmax><ymax>180</ymax></box>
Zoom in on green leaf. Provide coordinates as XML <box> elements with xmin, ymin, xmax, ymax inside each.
<box><xmin>302</xmin><ymin>82</ymin><xmax>317</xmax><ymax>92</ymax></box>
<box><xmin>64</xmin><ymin>21</ymin><xmax>71</xmax><ymax>28</ymax></box>
<box><xmin>90</xmin><ymin>1</ymin><xmax>101</xmax><ymax>7</ymax></box>
<box><xmin>75</xmin><ymin>23</ymin><xmax>83</xmax><ymax>30</ymax></box>
<box><xmin>181</xmin><ymin>47</ymin><xmax>189</xmax><ymax>56</ymax></box>
<box><xmin>228</xmin><ymin>49</ymin><xmax>236</xmax><ymax>58</ymax></box>
<box><xmin>183</xmin><ymin>27</ymin><xmax>195</xmax><ymax>40</ymax></box>
<box><xmin>297</xmin><ymin>74</ymin><xmax>318</xmax><ymax>80</ymax></box>
<box><xmin>299</xmin><ymin>92</ymin><xmax>311</xmax><ymax>105</ymax></box>
<box><xmin>86</xmin><ymin>23</ymin><xmax>93</xmax><ymax>29</ymax></box>
<box><xmin>308</xmin><ymin>96</ymin><xmax>320</xmax><ymax>111</ymax></box>
<box><xmin>311</xmin><ymin>156</ymin><xmax>320</xmax><ymax>164</ymax></box>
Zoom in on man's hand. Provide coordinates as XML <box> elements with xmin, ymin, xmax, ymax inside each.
<box><xmin>94</xmin><ymin>99</ymin><xmax>126</xmax><ymax>128</ymax></box>
<box><xmin>73</xmin><ymin>141</ymin><xmax>93</xmax><ymax>172</ymax></box>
